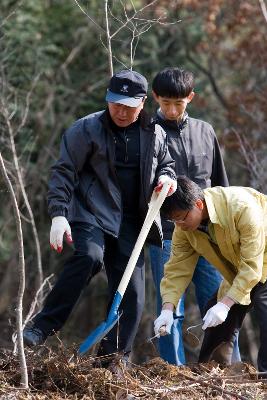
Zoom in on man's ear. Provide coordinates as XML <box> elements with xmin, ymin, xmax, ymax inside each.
<box><xmin>152</xmin><ymin>90</ymin><xmax>159</xmax><ymax>103</ymax></box>
<box><xmin>187</xmin><ymin>91</ymin><xmax>195</xmax><ymax>103</ymax></box>
<box><xmin>196</xmin><ymin>199</ymin><xmax>204</xmax><ymax>210</ymax></box>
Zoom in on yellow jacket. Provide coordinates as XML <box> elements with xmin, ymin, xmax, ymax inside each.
<box><xmin>161</xmin><ymin>186</ymin><xmax>267</xmax><ymax>306</ymax></box>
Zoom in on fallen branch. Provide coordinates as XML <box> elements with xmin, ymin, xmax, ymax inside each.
<box><xmin>175</xmin><ymin>369</ymin><xmax>250</xmax><ymax>400</ymax></box>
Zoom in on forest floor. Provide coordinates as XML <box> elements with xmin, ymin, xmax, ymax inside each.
<box><xmin>0</xmin><ymin>347</ymin><xmax>267</xmax><ymax>400</ymax></box>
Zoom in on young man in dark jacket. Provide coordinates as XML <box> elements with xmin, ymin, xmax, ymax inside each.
<box><xmin>149</xmin><ymin>67</ymin><xmax>240</xmax><ymax>365</ymax></box>
<box><xmin>23</xmin><ymin>70</ymin><xmax>176</xmax><ymax>363</ymax></box>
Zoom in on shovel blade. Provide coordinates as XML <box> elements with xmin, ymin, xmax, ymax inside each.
<box><xmin>79</xmin><ymin>291</ymin><xmax>122</xmax><ymax>355</ymax></box>
<box><xmin>79</xmin><ymin>317</ymin><xmax>119</xmax><ymax>355</ymax></box>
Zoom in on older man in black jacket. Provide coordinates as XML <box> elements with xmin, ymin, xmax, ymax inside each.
<box><xmin>23</xmin><ymin>70</ymin><xmax>176</xmax><ymax>363</ymax></box>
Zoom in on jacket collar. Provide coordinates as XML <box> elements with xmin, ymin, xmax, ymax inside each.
<box><xmin>99</xmin><ymin>108</ymin><xmax>154</xmax><ymax>131</ymax></box>
<box><xmin>203</xmin><ymin>188</ymin><xmax>222</xmax><ymax>226</ymax></box>
<box><xmin>155</xmin><ymin>109</ymin><xmax>188</xmax><ymax>132</ymax></box>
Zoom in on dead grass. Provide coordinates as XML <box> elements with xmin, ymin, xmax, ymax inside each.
<box><xmin>0</xmin><ymin>347</ymin><xmax>267</xmax><ymax>399</ymax></box>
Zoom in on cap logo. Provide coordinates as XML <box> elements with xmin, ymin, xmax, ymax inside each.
<box><xmin>120</xmin><ymin>85</ymin><xmax>129</xmax><ymax>93</ymax></box>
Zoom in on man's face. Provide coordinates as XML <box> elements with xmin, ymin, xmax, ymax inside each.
<box><xmin>108</xmin><ymin>101</ymin><xmax>145</xmax><ymax>127</ymax></box>
<box><xmin>153</xmin><ymin>92</ymin><xmax>194</xmax><ymax>122</ymax></box>
<box><xmin>168</xmin><ymin>200</ymin><xmax>204</xmax><ymax>231</ymax></box>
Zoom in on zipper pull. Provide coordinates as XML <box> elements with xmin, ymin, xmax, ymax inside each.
<box><xmin>125</xmin><ymin>137</ymin><xmax>129</xmax><ymax>162</ymax></box>
<box><xmin>124</xmin><ymin>129</ymin><xmax>129</xmax><ymax>163</ymax></box>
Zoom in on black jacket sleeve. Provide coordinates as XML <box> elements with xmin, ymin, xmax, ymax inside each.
<box><xmin>154</xmin><ymin>124</ymin><xmax>176</xmax><ymax>183</ymax></box>
<box><xmin>210</xmin><ymin>129</ymin><xmax>229</xmax><ymax>187</ymax></box>
<box><xmin>47</xmin><ymin>118</ymin><xmax>92</xmax><ymax>218</ymax></box>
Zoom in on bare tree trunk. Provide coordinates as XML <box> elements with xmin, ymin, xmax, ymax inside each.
<box><xmin>1</xmin><ymin>97</ymin><xmax>44</xmax><ymax>307</ymax></box>
<box><xmin>0</xmin><ymin>152</ymin><xmax>28</xmax><ymax>389</ymax></box>
<box><xmin>104</xmin><ymin>0</ymin><xmax>113</xmax><ymax>77</ymax></box>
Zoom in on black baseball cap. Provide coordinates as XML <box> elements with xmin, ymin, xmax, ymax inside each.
<box><xmin>106</xmin><ymin>69</ymin><xmax>148</xmax><ymax>107</ymax></box>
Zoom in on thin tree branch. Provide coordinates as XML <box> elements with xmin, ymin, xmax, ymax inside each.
<box><xmin>15</xmin><ymin>73</ymin><xmax>41</xmax><ymax>136</ymax></box>
<box><xmin>186</xmin><ymin>50</ymin><xmax>230</xmax><ymax>110</ymax></box>
<box><xmin>99</xmin><ymin>34</ymin><xmax>129</xmax><ymax>71</ymax></box>
<box><xmin>259</xmin><ymin>0</ymin><xmax>267</xmax><ymax>23</ymax></box>
<box><xmin>0</xmin><ymin>151</ymin><xmax>28</xmax><ymax>388</ymax></box>
<box><xmin>0</xmin><ymin>83</ymin><xmax>44</xmax><ymax>305</ymax></box>
<box><xmin>72</xmin><ymin>0</ymin><xmax>105</xmax><ymax>32</ymax></box>
<box><xmin>0</xmin><ymin>1</ymin><xmax>24</xmax><ymax>29</ymax></box>
<box><xmin>23</xmin><ymin>274</ymin><xmax>55</xmax><ymax>328</ymax></box>
<box><xmin>105</xmin><ymin>0</ymin><xmax>113</xmax><ymax>76</ymax></box>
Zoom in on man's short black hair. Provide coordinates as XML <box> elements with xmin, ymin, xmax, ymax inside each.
<box><xmin>152</xmin><ymin>67</ymin><xmax>194</xmax><ymax>98</ymax></box>
<box><xmin>161</xmin><ymin>176</ymin><xmax>204</xmax><ymax>218</ymax></box>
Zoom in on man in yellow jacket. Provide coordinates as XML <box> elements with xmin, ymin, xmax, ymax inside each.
<box><xmin>154</xmin><ymin>175</ymin><xmax>267</xmax><ymax>372</ymax></box>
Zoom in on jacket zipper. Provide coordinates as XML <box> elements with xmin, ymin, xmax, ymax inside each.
<box><xmin>106</xmin><ymin>128</ymin><xmax>122</xmax><ymax>234</ymax></box>
<box><xmin>179</xmin><ymin>127</ymin><xmax>189</xmax><ymax>175</ymax></box>
<box><xmin>123</xmin><ymin>129</ymin><xmax>129</xmax><ymax>163</ymax></box>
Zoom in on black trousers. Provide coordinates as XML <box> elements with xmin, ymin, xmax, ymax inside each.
<box><xmin>199</xmin><ymin>280</ymin><xmax>267</xmax><ymax>372</ymax></box>
<box><xmin>33</xmin><ymin>218</ymin><xmax>145</xmax><ymax>355</ymax></box>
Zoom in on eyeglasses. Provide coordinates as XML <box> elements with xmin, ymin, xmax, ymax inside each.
<box><xmin>167</xmin><ymin>210</ymin><xmax>190</xmax><ymax>224</ymax></box>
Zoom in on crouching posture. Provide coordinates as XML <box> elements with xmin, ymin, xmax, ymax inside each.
<box><xmin>154</xmin><ymin>176</ymin><xmax>267</xmax><ymax>372</ymax></box>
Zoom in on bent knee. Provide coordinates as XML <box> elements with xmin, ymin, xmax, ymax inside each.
<box><xmin>76</xmin><ymin>245</ymin><xmax>103</xmax><ymax>272</ymax></box>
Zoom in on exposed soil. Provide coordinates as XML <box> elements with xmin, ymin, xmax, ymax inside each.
<box><xmin>0</xmin><ymin>347</ymin><xmax>266</xmax><ymax>400</ymax></box>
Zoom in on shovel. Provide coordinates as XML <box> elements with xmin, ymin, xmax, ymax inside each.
<box><xmin>79</xmin><ymin>181</ymin><xmax>171</xmax><ymax>355</ymax></box>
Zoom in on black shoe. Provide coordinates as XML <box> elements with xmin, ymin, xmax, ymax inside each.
<box><xmin>23</xmin><ymin>324</ymin><xmax>47</xmax><ymax>347</ymax></box>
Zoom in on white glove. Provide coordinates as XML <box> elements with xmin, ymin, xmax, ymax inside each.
<box><xmin>155</xmin><ymin>175</ymin><xmax>177</xmax><ymax>196</ymax></box>
<box><xmin>154</xmin><ymin>309</ymin><xmax>174</xmax><ymax>336</ymax></box>
<box><xmin>50</xmin><ymin>216</ymin><xmax>72</xmax><ymax>253</ymax></box>
<box><xmin>202</xmin><ymin>302</ymin><xmax>230</xmax><ymax>330</ymax></box>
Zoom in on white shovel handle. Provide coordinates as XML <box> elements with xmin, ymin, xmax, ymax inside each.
<box><xmin>117</xmin><ymin>181</ymin><xmax>171</xmax><ymax>297</ymax></box>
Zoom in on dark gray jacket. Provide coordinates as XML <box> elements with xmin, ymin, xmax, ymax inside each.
<box><xmin>156</xmin><ymin>112</ymin><xmax>229</xmax><ymax>239</ymax></box>
<box><xmin>47</xmin><ymin>109</ymin><xmax>176</xmax><ymax>246</ymax></box>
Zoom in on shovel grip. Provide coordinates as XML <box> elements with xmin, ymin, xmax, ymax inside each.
<box><xmin>117</xmin><ymin>182</ymin><xmax>171</xmax><ymax>297</ymax></box>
